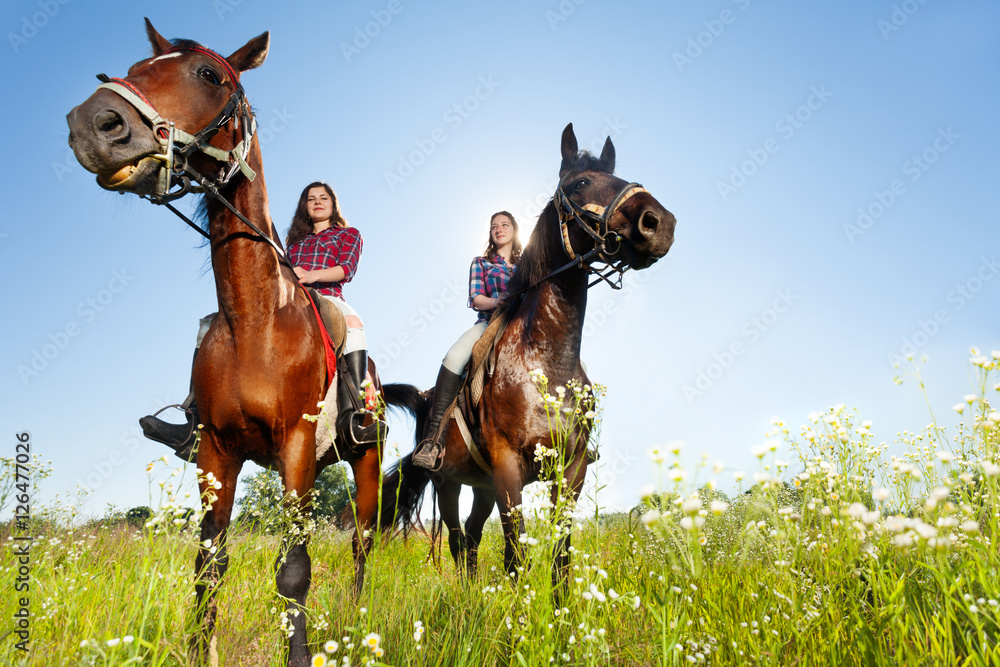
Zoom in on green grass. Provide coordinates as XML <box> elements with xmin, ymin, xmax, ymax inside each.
<box><xmin>2</xmin><ymin>351</ymin><xmax>999</xmax><ymax>666</ymax></box>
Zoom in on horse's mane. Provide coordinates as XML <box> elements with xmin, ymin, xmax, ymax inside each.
<box><xmin>169</xmin><ymin>38</ymin><xmax>206</xmax><ymax>50</ymax></box>
<box><xmin>564</xmin><ymin>151</ymin><xmax>607</xmax><ymax>176</ymax></box>
<box><xmin>498</xmin><ymin>201</ymin><xmax>560</xmax><ymax>334</ymax></box>
<box><xmin>500</xmin><ymin>150</ymin><xmax>605</xmax><ymax>331</ymax></box>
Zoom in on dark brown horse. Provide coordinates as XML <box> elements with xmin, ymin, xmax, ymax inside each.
<box><xmin>379</xmin><ymin>124</ymin><xmax>675</xmax><ymax>583</ymax></box>
<box><xmin>67</xmin><ymin>20</ymin><xmax>388</xmax><ymax>667</ymax></box>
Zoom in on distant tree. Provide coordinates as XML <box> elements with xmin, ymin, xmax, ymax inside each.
<box><xmin>236</xmin><ymin>464</ymin><xmax>356</xmax><ymax>530</ymax></box>
<box><xmin>125</xmin><ymin>506</ymin><xmax>152</xmax><ymax>528</ymax></box>
<box><xmin>311</xmin><ymin>465</ymin><xmax>357</xmax><ymax>524</ymax></box>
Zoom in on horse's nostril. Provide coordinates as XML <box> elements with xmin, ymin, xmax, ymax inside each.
<box><xmin>95</xmin><ymin>109</ymin><xmax>125</xmax><ymax>136</ymax></box>
<box><xmin>640</xmin><ymin>210</ymin><xmax>659</xmax><ymax>235</ymax></box>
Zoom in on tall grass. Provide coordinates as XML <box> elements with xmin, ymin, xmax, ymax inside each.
<box><xmin>2</xmin><ymin>349</ymin><xmax>998</xmax><ymax>665</ymax></box>
<box><xmin>638</xmin><ymin>349</ymin><xmax>1000</xmax><ymax>665</ymax></box>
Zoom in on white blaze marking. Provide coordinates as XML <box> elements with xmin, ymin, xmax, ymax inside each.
<box><xmin>149</xmin><ymin>52</ymin><xmax>184</xmax><ymax>63</ymax></box>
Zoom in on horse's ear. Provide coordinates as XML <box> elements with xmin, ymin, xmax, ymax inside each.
<box><xmin>597</xmin><ymin>137</ymin><xmax>616</xmax><ymax>174</ymax></box>
<box><xmin>144</xmin><ymin>18</ymin><xmax>171</xmax><ymax>57</ymax></box>
<box><xmin>559</xmin><ymin>123</ymin><xmax>579</xmax><ymax>177</ymax></box>
<box><xmin>227</xmin><ymin>31</ymin><xmax>270</xmax><ymax>73</ymax></box>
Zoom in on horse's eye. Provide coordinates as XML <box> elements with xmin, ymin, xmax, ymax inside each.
<box><xmin>574</xmin><ymin>178</ymin><xmax>588</xmax><ymax>192</ymax></box>
<box><xmin>199</xmin><ymin>67</ymin><xmax>221</xmax><ymax>85</ymax></box>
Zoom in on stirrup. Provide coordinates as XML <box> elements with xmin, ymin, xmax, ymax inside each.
<box><xmin>412</xmin><ymin>438</ymin><xmax>444</xmax><ymax>471</ymax></box>
<box><xmin>338</xmin><ymin>410</ymin><xmax>385</xmax><ymax>449</ymax></box>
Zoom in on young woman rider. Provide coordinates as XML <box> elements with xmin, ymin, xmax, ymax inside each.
<box><xmin>411</xmin><ymin>211</ymin><xmax>522</xmax><ymax>470</ymax></box>
<box><xmin>285</xmin><ymin>181</ymin><xmax>387</xmax><ymax>448</ymax></box>
<box><xmin>140</xmin><ymin>181</ymin><xmax>387</xmax><ymax>455</ymax></box>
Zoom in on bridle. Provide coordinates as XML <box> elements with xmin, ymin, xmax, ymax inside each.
<box><xmin>549</xmin><ymin>178</ymin><xmax>649</xmax><ymax>290</ymax></box>
<box><xmin>92</xmin><ymin>44</ymin><xmax>287</xmax><ymax>261</ymax></box>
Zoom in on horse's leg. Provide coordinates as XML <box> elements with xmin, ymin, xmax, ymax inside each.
<box><xmin>348</xmin><ymin>445</ymin><xmax>381</xmax><ymax>598</ymax></box>
<box><xmin>464</xmin><ymin>487</ymin><xmax>495</xmax><ymax>577</ymax></box>
<box><xmin>492</xmin><ymin>451</ymin><xmax>526</xmax><ymax>579</ymax></box>
<box><xmin>436</xmin><ymin>480</ymin><xmax>466</xmax><ymax>572</ymax></box>
<box><xmin>551</xmin><ymin>453</ymin><xmax>589</xmax><ymax>597</ymax></box>
<box><xmin>191</xmin><ymin>437</ymin><xmax>242</xmax><ymax>664</ymax></box>
<box><xmin>275</xmin><ymin>430</ymin><xmax>318</xmax><ymax>667</ymax></box>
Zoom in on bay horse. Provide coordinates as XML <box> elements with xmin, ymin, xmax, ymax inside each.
<box><xmin>67</xmin><ymin>20</ymin><xmax>387</xmax><ymax>666</ymax></box>
<box><xmin>378</xmin><ymin>124</ymin><xmax>675</xmax><ymax>584</ymax></box>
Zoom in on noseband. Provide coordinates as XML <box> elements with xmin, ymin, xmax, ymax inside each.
<box><xmin>94</xmin><ymin>44</ymin><xmax>257</xmax><ymax>205</ymax></box>
<box><xmin>552</xmin><ymin>180</ymin><xmax>648</xmax><ymax>289</ymax></box>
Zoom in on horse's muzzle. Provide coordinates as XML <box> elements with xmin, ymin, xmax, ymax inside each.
<box><xmin>66</xmin><ymin>89</ymin><xmax>162</xmax><ymax>187</ymax></box>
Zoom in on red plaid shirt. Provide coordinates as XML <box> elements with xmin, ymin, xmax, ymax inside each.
<box><xmin>287</xmin><ymin>226</ymin><xmax>363</xmax><ymax>298</ymax></box>
<box><xmin>469</xmin><ymin>253</ymin><xmax>513</xmax><ymax>323</ymax></box>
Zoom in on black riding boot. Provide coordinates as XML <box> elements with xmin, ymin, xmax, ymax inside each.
<box><xmin>139</xmin><ymin>348</ymin><xmax>199</xmax><ymax>462</ymax></box>
<box><xmin>412</xmin><ymin>365</ymin><xmax>465</xmax><ymax>470</ymax></box>
<box><xmin>336</xmin><ymin>350</ymin><xmax>388</xmax><ymax>449</ymax></box>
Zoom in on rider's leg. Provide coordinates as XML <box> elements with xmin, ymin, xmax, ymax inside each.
<box><xmin>329</xmin><ymin>298</ymin><xmax>388</xmax><ymax>448</ymax></box>
<box><xmin>412</xmin><ymin>322</ymin><xmax>486</xmax><ymax>470</ymax></box>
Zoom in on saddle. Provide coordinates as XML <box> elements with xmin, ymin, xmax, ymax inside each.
<box><xmin>467</xmin><ymin>313</ymin><xmax>507</xmax><ymax>409</ymax></box>
<box><xmin>304</xmin><ymin>286</ymin><xmax>347</xmax><ymax>358</ymax></box>
<box><xmin>428</xmin><ymin>313</ymin><xmax>508</xmax><ymax>475</ymax></box>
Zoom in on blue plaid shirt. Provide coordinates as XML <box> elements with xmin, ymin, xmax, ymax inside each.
<box><xmin>468</xmin><ymin>254</ymin><xmax>513</xmax><ymax>323</ymax></box>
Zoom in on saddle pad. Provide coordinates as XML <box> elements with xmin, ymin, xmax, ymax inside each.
<box><xmin>314</xmin><ymin>372</ymin><xmax>340</xmax><ymax>461</ymax></box>
<box><xmin>468</xmin><ymin>314</ymin><xmax>506</xmax><ymax>408</ymax></box>
<box><xmin>313</xmin><ymin>368</ymin><xmax>377</xmax><ymax>462</ymax></box>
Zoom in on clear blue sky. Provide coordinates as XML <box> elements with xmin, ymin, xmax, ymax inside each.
<box><xmin>2</xmin><ymin>0</ymin><xmax>997</xmax><ymax>518</ymax></box>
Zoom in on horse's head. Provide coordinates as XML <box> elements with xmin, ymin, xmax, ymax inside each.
<box><xmin>555</xmin><ymin>123</ymin><xmax>675</xmax><ymax>271</ymax></box>
<box><xmin>66</xmin><ymin>19</ymin><xmax>268</xmax><ymax>198</ymax></box>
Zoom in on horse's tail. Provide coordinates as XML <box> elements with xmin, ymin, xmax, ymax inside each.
<box><xmin>381</xmin><ymin>382</ymin><xmax>427</xmax><ymax>430</ymax></box>
<box><xmin>375</xmin><ymin>383</ymin><xmax>433</xmax><ymax>535</ymax></box>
